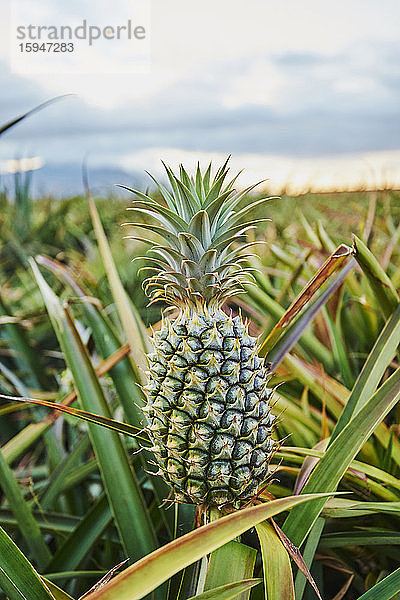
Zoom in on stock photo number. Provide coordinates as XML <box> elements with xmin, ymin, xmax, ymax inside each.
<box><xmin>18</xmin><ymin>42</ymin><xmax>74</xmax><ymax>52</ymax></box>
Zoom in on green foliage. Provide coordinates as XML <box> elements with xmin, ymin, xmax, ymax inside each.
<box><xmin>0</xmin><ymin>171</ymin><xmax>399</xmax><ymax>600</ymax></box>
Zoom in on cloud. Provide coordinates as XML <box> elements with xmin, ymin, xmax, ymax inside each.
<box><xmin>1</xmin><ymin>32</ymin><xmax>400</xmax><ymax>176</ymax></box>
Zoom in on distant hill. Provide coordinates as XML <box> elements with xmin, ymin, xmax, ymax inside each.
<box><xmin>0</xmin><ymin>163</ymin><xmax>147</xmax><ymax>198</ymax></box>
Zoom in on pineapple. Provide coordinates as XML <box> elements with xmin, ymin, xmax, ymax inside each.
<box><xmin>126</xmin><ymin>159</ymin><xmax>275</xmax><ymax>508</ymax></box>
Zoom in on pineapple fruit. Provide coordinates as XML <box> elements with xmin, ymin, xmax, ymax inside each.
<box><xmin>126</xmin><ymin>160</ymin><xmax>275</xmax><ymax>508</ymax></box>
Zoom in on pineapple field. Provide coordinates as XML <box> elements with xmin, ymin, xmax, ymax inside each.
<box><xmin>1</xmin><ymin>118</ymin><xmax>400</xmax><ymax>600</ymax></box>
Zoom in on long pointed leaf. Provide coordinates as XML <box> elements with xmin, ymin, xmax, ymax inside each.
<box><xmin>83</xmin><ymin>493</ymin><xmax>336</xmax><ymax>600</ymax></box>
<box><xmin>0</xmin><ymin>526</ymin><xmax>55</xmax><ymax>600</ymax></box>
<box><xmin>30</xmin><ymin>259</ymin><xmax>157</xmax><ymax>563</ymax></box>
<box><xmin>331</xmin><ymin>301</ymin><xmax>400</xmax><ymax>442</ymax></box>
<box><xmin>259</xmin><ymin>244</ymin><xmax>352</xmax><ymax>356</ymax></box>
<box><xmin>294</xmin><ymin>518</ymin><xmax>325</xmax><ymax>600</ymax></box>
<box><xmin>2</xmin><ymin>343</ymin><xmax>137</xmax><ymax>464</ymax></box>
<box><xmin>88</xmin><ymin>195</ymin><xmax>150</xmax><ymax>373</ymax></box>
<box><xmin>36</xmin><ymin>254</ymin><xmax>145</xmax><ymax>428</ymax></box>
<box><xmin>264</xmin><ymin>260</ymin><xmax>354</xmax><ymax>371</ymax></box>
<box><xmin>0</xmin><ymin>96</ymin><xmax>70</xmax><ymax>136</ymax></box>
<box><xmin>0</xmin><ymin>393</ymin><xmax>144</xmax><ymax>441</ymax></box>
<box><xmin>352</xmin><ymin>235</ymin><xmax>399</xmax><ymax>318</ymax></box>
<box><xmin>46</xmin><ymin>494</ymin><xmax>112</xmax><ymax>573</ymax></box>
<box><xmin>0</xmin><ymin>446</ymin><xmax>51</xmax><ymax>569</ymax></box>
<box><xmin>283</xmin><ymin>367</ymin><xmax>400</xmax><ymax>547</ymax></box>
<box><xmin>355</xmin><ymin>568</ymin><xmax>400</xmax><ymax>600</ymax></box>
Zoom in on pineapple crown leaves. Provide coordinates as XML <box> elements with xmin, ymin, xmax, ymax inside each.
<box><xmin>121</xmin><ymin>158</ymin><xmax>275</xmax><ymax>310</ymax></box>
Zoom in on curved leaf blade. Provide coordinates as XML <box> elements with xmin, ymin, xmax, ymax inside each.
<box><xmin>0</xmin><ymin>446</ymin><xmax>51</xmax><ymax>569</ymax></box>
<box><xmin>283</xmin><ymin>367</ymin><xmax>400</xmax><ymax>547</ymax></box>
<box><xmin>0</xmin><ymin>393</ymin><xmax>143</xmax><ymax>441</ymax></box>
<box><xmin>83</xmin><ymin>493</ymin><xmax>336</xmax><ymax>600</ymax></box>
<box><xmin>30</xmin><ymin>259</ymin><xmax>157</xmax><ymax>563</ymax></box>
<box><xmin>0</xmin><ymin>96</ymin><xmax>71</xmax><ymax>136</ymax></box>
<box><xmin>87</xmin><ymin>194</ymin><xmax>150</xmax><ymax>373</ymax></box>
<box><xmin>352</xmin><ymin>235</ymin><xmax>399</xmax><ymax>318</ymax></box>
<box><xmin>355</xmin><ymin>568</ymin><xmax>400</xmax><ymax>600</ymax></box>
<box><xmin>0</xmin><ymin>526</ymin><xmax>55</xmax><ymax>600</ymax></box>
<box><xmin>331</xmin><ymin>301</ymin><xmax>400</xmax><ymax>442</ymax></box>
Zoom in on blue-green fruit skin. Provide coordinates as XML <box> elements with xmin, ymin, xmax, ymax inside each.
<box><xmin>143</xmin><ymin>310</ymin><xmax>275</xmax><ymax>507</ymax></box>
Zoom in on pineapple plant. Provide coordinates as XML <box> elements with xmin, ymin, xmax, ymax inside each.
<box><xmin>125</xmin><ymin>159</ymin><xmax>276</xmax><ymax>508</ymax></box>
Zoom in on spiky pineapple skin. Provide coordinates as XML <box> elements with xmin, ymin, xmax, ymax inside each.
<box><xmin>143</xmin><ymin>310</ymin><xmax>275</xmax><ymax>507</ymax></box>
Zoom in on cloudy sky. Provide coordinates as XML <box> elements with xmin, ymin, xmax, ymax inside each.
<box><xmin>1</xmin><ymin>0</ymin><xmax>400</xmax><ymax>193</ymax></box>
